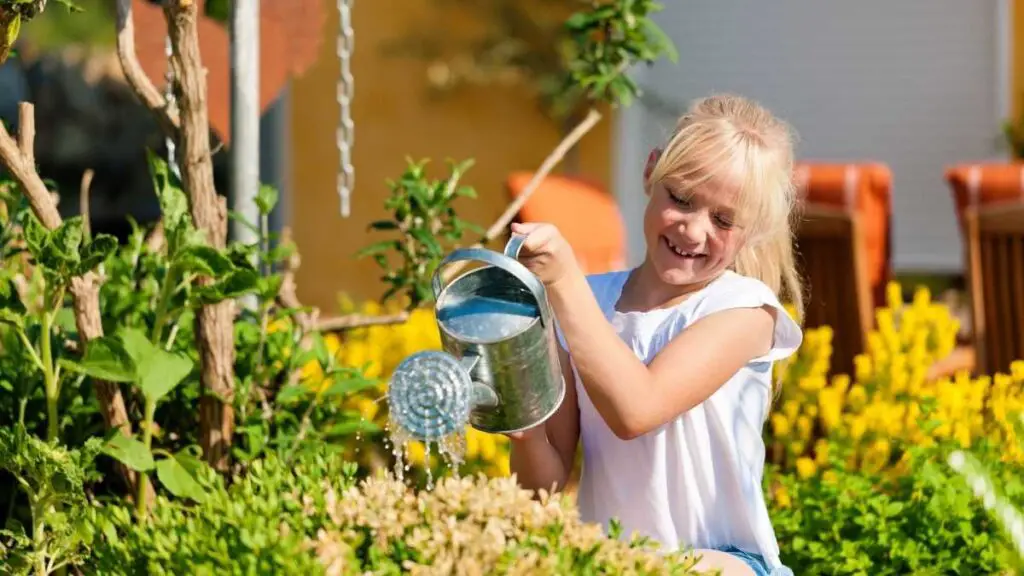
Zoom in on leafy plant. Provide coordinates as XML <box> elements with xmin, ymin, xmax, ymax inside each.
<box><xmin>768</xmin><ymin>445</ymin><xmax>1020</xmax><ymax>575</ymax></box>
<box><xmin>0</xmin><ymin>193</ymin><xmax>119</xmax><ymax>445</ymax></box>
<box><xmin>358</xmin><ymin>158</ymin><xmax>481</xmax><ymax>308</ymax></box>
<box><xmin>0</xmin><ymin>424</ymin><xmax>101</xmax><ymax>576</ymax></box>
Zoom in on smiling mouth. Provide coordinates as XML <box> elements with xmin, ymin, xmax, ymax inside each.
<box><xmin>663</xmin><ymin>236</ymin><xmax>706</xmax><ymax>259</ymax></box>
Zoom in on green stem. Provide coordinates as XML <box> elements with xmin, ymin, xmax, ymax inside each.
<box><xmin>136</xmin><ymin>398</ymin><xmax>156</xmax><ymax>519</ymax></box>
<box><xmin>16</xmin><ymin>328</ymin><xmax>46</xmax><ymax>374</ymax></box>
<box><xmin>31</xmin><ymin>496</ymin><xmax>46</xmax><ymax>576</ymax></box>
<box><xmin>151</xmin><ymin>265</ymin><xmax>178</xmax><ymax>343</ymax></box>
<box><xmin>260</xmin><ymin>213</ymin><xmax>269</xmax><ymax>277</ymax></box>
<box><xmin>40</xmin><ymin>309</ymin><xmax>58</xmax><ymax>444</ymax></box>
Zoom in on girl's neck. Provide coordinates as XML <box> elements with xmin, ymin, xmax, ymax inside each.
<box><xmin>615</xmin><ymin>259</ymin><xmax>724</xmax><ymax>314</ymax></box>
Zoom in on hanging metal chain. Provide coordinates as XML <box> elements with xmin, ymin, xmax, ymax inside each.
<box><xmin>164</xmin><ymin>35</ymin><xmax>180</xmax><ymax>178</ymax></box>
<box><xmin>336</xmin><ymin>0</ymin><xmax>355</xmax><ymax>217</ymax></box>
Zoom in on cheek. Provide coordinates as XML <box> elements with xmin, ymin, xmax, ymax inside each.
<box><xmin>714</xmin><ymin>231</ymin><xmax>745</xmax><ymax>256</ymax></box>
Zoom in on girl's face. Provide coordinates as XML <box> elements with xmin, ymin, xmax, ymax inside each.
<box><xmin>642</xmin><ymin>154</ymin><xmax>747</xmax><ymax>288</ymax></box>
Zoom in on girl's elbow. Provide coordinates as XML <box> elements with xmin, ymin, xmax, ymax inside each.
<box><xmin>609</xmin><ymin>416</ymin><xmax>649</xmax><ymax>440</ymax></box>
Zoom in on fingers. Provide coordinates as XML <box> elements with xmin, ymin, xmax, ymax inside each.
<box><xmin>510</xmin><ymin>222</ymin><xmax>557</xmax><ymax>251</ymax></box>
<box><xmin>510</xmin><ymin>221</ymin><xmax>547</xmax><ymax>235</ymax></box>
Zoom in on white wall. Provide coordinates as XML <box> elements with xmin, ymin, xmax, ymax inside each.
<box><xmin>613</xmin><ymin>0</ymin><xmax>1011</xmax><ymax>273</ymax></box>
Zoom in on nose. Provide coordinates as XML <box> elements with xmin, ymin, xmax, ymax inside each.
<box><xmin>678</xmin><ymin>211</ymin><xmax>712</xmax><ymax>244</ymax></box>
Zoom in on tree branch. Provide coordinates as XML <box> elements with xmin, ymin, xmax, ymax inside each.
<box><xmin>315</xmin><ymin>312</ymin><xmax>410</xmax><ymax>332</ymax></box>
<box><xmin>80</xmin><ymin>169</ymin><xmax>94</xmax><ymax>240</ymax></box>
<box><xmin>162</xmin><ymin>0</ymin><xmax>236</xmax><ymax>472</ymax></box>
<box><xmin>115</xmin><ymin>0</ymin><xmax>180</xmax><ymax>136</ymax></box>
<box><xmin>0</xmin><ymin>103</ymin><xmax>150</xmax><ymax>502</ymax></box>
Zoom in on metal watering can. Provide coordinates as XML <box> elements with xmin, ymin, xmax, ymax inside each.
<box><xmin>387</xmin><ymin>234</ymin><xmax>566</xmax><ymax>441</ymax></box>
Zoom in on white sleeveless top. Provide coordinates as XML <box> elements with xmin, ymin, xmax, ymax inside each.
<box><xmin>559</xmin><ymin>269</ymin><xmax>802</xmax><ymax>571</ymax></box>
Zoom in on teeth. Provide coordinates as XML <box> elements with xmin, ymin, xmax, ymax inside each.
<box><xmin>666</xmin><ymin>238</ymin><xmax>702</xmax><ymax>258</ymax></box>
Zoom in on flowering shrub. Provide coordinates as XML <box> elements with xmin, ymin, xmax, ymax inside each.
<box><xmin>769</xmin><ymin>282</ymin><xmax>1024</xmax><ymax>480</ymax></box>
<box><xmin>85</xmin><ymin>451</ymin><xmax>707</xmax><ymax>575</ymax></box>
<box><xmin>314</xmin><ymin>473</ymin><xmax>705</xmax><ymax>575</ymax></box>
<box><xmin>765</xmin><ymin>282</ymin><xmax>1024</xmax><ymax>573</ymax></box>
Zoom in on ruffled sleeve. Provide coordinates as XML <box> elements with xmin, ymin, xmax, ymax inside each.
<box><xmin>689</xmin><ymin>274</ymin><xmax>803</xmax><ymax>364</ymax></box>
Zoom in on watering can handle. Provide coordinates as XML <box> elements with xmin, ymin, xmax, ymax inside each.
<box><xmin>431</xmin><ymin>235</ymin><xmax>553</xmax><ymax>328</ymax></box>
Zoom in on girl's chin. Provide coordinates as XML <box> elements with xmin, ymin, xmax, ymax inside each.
<box><xmin>653</xmin><ymin>258</ymin><xmax>721</xmax><ymax>287</ymax></box>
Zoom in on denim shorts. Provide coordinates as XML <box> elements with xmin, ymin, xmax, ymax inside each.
<box><xmin>715</xmin><ymin>546</ymin><xmax>794</xmax><ymax>576</ymax></box>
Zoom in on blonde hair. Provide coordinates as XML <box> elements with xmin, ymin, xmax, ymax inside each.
<box><xmin>647</xmin><ymin>93</ymin><xmax>805</xmax><ymax>322</ymax></box>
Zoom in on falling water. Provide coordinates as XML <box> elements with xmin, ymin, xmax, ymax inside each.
<box><xmin>386</xmin><ymin>351</ymin><xmax>474</xmax><ymax>486</ymax></box>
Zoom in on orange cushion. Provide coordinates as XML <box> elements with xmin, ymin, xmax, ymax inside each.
<box><xmin>945</xmin><ymin>163</ymin><xmax>1024</xmax><ymax>230</ymax></box>
<box><xmin>793</xmin><ymin>162</ymin><xmax>892</xmax><ymax>293</ymax></box>
<box><xmin>507</xmin><ymin>172</ymin><xmax>627</xmax><ymax>274</ymax></box>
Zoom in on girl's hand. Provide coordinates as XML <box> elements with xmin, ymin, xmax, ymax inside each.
<box><xmin>509</xmin><ymin>222</ymin><xmax>580</xmax><ymax>287</ymax></box>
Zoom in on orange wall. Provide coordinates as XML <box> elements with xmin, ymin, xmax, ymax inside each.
<box><xmin>287</xmin><ymin>0</ymin><xmax>613</xmax><ymax>313</ymax></box>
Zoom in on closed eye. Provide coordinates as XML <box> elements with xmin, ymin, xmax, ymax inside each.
<box><xmin>668</xmin><ymin>190</ymin><xmax>693</xmax><ymax>209</ymax></box>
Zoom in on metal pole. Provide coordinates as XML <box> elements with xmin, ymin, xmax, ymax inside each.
<box><xmin>230</xmin><ymin>0</ymin><xmax>260</xmax><ymax>308</ymax></box>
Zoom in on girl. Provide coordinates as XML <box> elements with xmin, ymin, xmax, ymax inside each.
<box><xmin>507</xmin><ymin>94</ymin><xmax>803</xmax><ymax>576</ymax></box>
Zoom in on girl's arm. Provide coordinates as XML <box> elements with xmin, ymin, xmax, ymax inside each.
<box><xmin>508</xmin><ymin>345</ymin><xmax>580</xmax><ymax>493</ymax></box>
<box><xmin>548</xmin><ymin>269</ymin><xmax>776</xmax><ymax>440</ymax></box>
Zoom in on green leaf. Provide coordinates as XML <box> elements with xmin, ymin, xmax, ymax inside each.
<box><xmin>367</xmin><ymin>220</ymin><xmax>399</xmax><ymax>231</ymax></box>
<box><xmin>147</xmin><ymin>150</ymin><xmax>189</xmax><ymax>232</ymax></box>
<box><xmin>52</xmin><ymin>0</ymin><xmax>85</xmax><ymax>12</ymax></box>
<box><xmin>258</xmin><ymin>274</ymin><xmax>284</xmax><ymax>300</ymax></box>
<box><xmin>41</xmin><ymin>216</ymin><xmax>84</xmax><ymax>270</ymax></box>
<box><xmin>176</xmin><ymin>244</ymin><xmax>234</xmax><ymax>277</ymax></box>
<box><xmin>455</xmin><ymin>186</ymin><xmax>477</xmax><ymax>199</ymax></box>
<box><xmin>59</xmin><ymin>336</ymin><xmax>137</xmax><ymax>382</ymax></box>
<box><xmin>0</xmin><ymin>276</ymin><xmax>25</xmax><ymax>314</ymax></box>
<box><xmin>79</xmin><ymin>234</ymin><xmax>118</xmax><ymax>272</ymax></box>
<box><xmin>275</xmin><ymin>384</ymin><xmax>310</xmax><ymax>403</ymax></box>
<box><xmin>21</xmin><ymin>212</ymin><xmax>47</xmax><ymax>257</ymax></box>
<box><xmin>155</xmin><ymin>455</ymin><xmax>206</xmax><ymax>502</ymax></box>
<box><xmin>255</xmin><ymin>184</ymin><xmax>279</xmax><ymax>215</ymax></box>
<box><xmin>5</xmin><ymin>14</ymin><xmax>21</xmax><ymax>50</ymax></box>
<box><xmin>119</xmin><ymin>328</ymin><xmax>194</xmax><ymax>403</ymax></box>
<box><xmin>325</xmin><ymin>419</ymin><xmax>380</xmax><ymax>437</ymax></box>
<box><xmin>0</xmin><ymin>308</ymin><xmax>23</xmax><ymax>329</ymax></box>
<box><xmin>356</xmin><ymin>239</ymin><xmax>399</xmax><ymax>259</ymax></box>
<box><xmin>102</xmin><ymin>434</ymin><xmax>154</xmax><ymax>472</ymax></box>
<box><xmin>321</xmin><ymin>371</ymin><xmax>379</xmax><ymax>398</ymax></box>
<box><xmin>198</xmin><ymin>268</ymin><xmax>261</xmax><ymax>303</ymax></box>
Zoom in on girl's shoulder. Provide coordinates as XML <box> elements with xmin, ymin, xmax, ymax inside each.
<box><xmin>582</xmin><ymin>269</ymin><xmax>632</xmax><ymax>312</ymax></box>
<box><xmin>688</xmin><ymin>271</ymin><xmax>804</xmax><ymax>364</ymax></box>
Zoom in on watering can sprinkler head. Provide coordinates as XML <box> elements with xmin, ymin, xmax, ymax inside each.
<box><xmin>388</xmin><ymin>350</ymin><xmax>498</xmax><ymax>442</ymax></box>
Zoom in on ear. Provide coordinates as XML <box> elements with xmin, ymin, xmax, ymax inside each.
<box><xmin>643</xmin><ymin>147</ymin><xmax>662</xmax><ymax>192</ymax></box>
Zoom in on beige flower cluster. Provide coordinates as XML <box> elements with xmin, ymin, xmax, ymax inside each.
<box><xmin>309</xmin><ymin>473</ymin><xmax>709</xmax><ymax>575</ymax></box>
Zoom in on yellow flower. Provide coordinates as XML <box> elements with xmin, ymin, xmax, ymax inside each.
<box><xmin>795</xmin><ymin>457</ymin><xmax>817</xmax><ymax>479</ymax></box>
<box><xmin>774</xmin><ymin>485</ymin><xmax>792</xmax><ymax>509</ymax></box>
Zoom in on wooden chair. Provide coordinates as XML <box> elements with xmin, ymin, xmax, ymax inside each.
<box><xmin>795</xmin><ymin>204</ymin><xmax>874</xmax><ymax>377</ymax></box>
<box><xmin>792</xmin><ymin>162</ymin><xmax>891</xmax><ymax>377</ymax></box>
<box><xmin>794</xmin><ymin>162</ymin><xmax>893</xmax><ymax>306</ymax></box>
<box><xmin>945</xmin><ymin>163</ymin><xmax>1024</xmax><ymax>375</ymax></box>
<box><xmin>964</xmin><ymin>201</ymin><xmax>1024</xmax><ymax>375</ymax></box>
<box><xmin>506</xmin><ymin>171</ymin><xmax>627</xmax><ymax>274</ymax></box>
